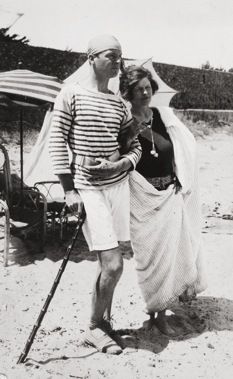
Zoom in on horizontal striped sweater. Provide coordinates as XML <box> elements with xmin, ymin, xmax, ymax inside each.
<box><xmin>49</xmin><ymin>84</ymin><xmax>142</xmax><ymax>189</ymax></box>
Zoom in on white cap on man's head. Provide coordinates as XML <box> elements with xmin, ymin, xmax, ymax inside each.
<box><xmin>87</xmin><ymin>34</ymin><xmax>122</xmax><ymax>57</ymax></box>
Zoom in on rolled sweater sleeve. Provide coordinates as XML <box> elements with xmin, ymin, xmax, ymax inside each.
<box><xmin>49</xmin><ymin>86</ymin><xmax>74</xmax><ymax>175</ymax></box>
<box><xmin>123</xmin><ymin>136</ymin><xmax>142</xmax><ymax>169</ymax></box>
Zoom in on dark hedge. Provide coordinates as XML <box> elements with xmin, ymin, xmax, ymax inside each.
<box><xmin>1</xmin><ymin>36</ymin><xmax>233</xmax><ymax>110</ymax></box>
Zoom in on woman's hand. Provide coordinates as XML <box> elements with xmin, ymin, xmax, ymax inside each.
<box><xmin>118</xmin><ymin>118</ymin><xmax>147</xmax><ymax>154</ymax></box>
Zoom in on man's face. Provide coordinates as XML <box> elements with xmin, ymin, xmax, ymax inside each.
<box><xmin>92</xmin><ymin>49</ymin><xmax>122</xmax><ymax>79</ymax></box>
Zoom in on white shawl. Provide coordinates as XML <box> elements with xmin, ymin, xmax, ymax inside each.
<box><xmin>129</xmin><ymin>107</ymin><xmax>207</xmax><ymax>312</ymax></box>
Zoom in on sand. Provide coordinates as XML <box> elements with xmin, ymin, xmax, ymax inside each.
<box><xmin>0</xmin><ymin>130</ymin><xmax>233</xmax><ymax>379</ymax></box>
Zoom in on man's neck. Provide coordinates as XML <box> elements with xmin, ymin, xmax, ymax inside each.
<box><xmin>84</xmin><ymin>69</ymin><xmax>110</xmax><ymax>93</ymax></box>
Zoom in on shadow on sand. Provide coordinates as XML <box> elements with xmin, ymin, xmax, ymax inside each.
<box><xmin>25</xmin><ymin>296</ymin><xmax>233</xmax><ymax>365</ymax></box>
<box><xmin>25</xmin><ymin>295</ymin><xmax>233</xmax><ymax>365</ymax></box>
<box><xmin>116</xmin><ymin>295</ymin><xmax>233</xmax><ymax>354</ymax></box>
<box><xmin>6</xmin><ymin>226</ymin><xmax>94</xmax><ymax>267</ymax></box>
<box><xmin>3</xmin><ymin>226</ymin><xmax>233</xmax><ymax>358</ymax></box>
<box><xmin>5</xmin><ymin>225</ymin><xmax>133</xmax><ymax>267</ymax></box>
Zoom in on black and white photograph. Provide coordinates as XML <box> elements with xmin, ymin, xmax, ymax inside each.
<box><xmin>0</xmin><ymin>1</ymin><xmax>233</xmax><ymax>378</ymax></box>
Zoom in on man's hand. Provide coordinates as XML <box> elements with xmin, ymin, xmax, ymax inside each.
<box><xmin>85</xmin><ymin>158</ymin><xmax>132</xmax><ymax>178</ymax></box>
<box><xmin>65</xmin><ymin>189</ymin><xmax>84</xmax><ymax>216</ymax></box>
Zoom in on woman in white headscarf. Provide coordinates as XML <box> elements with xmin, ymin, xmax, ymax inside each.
<box><xmin>119</xmin><ymin>65</ymin><xmax>207</xmax><ymax>335</ymax></box>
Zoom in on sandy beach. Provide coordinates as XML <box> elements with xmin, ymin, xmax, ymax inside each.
<box><xmin>0</xmin><ymin>129</ymin><xmax>233</xmax><ymax>379</ymax></box>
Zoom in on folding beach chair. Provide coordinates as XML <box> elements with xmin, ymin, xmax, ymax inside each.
<box><xmin>0</xmin><ymin>144</ymin><xmax>47</xmax><ymax>266</ymax></box>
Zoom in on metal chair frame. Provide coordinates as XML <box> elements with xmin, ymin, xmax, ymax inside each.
<box><xmin>0</xmin><ymin>144</ymin><xmax>47</xmax><ymax>266</ymax></box>
<box><xmin>34</xmin><ymin>181</ymin><xmax>67</xmax><ymax>240</ymax></box>
<box><xmin>0</xmin><ymin>199</ymin><xmax>10</xmax><ymax>266</ymax></box>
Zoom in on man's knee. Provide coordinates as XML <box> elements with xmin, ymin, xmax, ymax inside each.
<box><xmin>107</xmin><ymin>259</ymin><xmax>123</xmax><ymax>280</ymax></box>
<box><xmin>100</xmin><ymin>249</ymin><xmax>123</xmax><ymax>280</ymax></box>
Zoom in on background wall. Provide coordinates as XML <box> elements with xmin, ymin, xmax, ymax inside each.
<box><xmin>1</xmin><ymin>34</ymin><xmax>233</xmax><ymax>111</ymax></box>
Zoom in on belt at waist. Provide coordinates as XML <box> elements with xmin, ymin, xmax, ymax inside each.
<box><xmin>146</xmin><ymin>174</ymin><xmax>175</xmax><ymax>190</ymax></box>
<box><xmin>72</xmin><ymin>150</ymin><xmax>120</xmax><ymax>167</ymax></box>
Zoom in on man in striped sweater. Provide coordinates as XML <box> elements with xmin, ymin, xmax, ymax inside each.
<box><xmin>49</xmin><ymin>35</ymin><xmax>142</xmax><ymax>354</ymax></box>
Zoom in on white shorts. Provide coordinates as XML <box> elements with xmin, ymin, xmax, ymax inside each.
<box><xmin>79</xmin><ymin>179</ymin><xmax>130</xmax><ymax>251</ymax></box>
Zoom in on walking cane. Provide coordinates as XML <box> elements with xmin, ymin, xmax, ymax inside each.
<box><xmin>17</xmin><ymin>209</ymin><xmax>86</xmax><ymax>364</ymax></box>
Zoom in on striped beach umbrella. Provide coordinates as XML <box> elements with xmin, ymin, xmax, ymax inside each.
<box><xmin>0</xmin><ymin>69</ymin><xmax>63</xmax><ymax>106</ymax></box>
<box><xmin>0</xmin><ymin>69</ymin><xmax>63</xmax><ymax>190</ymax></box>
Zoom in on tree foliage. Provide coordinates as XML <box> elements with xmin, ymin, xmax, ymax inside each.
<box><xmin>201</xmin><ymin>61</ymin><xmax>228</xmax><ymax>73</ymax></box>
<box><xmin>0</xmin><ymin>27</ymin><xmax>29</xmax><ymax>44</ymax></box>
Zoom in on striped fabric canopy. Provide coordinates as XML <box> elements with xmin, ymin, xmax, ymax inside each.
<box><xmin>0</xmin><ymin>69</ymin><xmax>63</xmax><ymax>106</ymax></box>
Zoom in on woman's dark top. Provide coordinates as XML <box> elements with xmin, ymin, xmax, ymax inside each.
<box><xmin>136</xmin><ymin>107</ymin><xmax>174</xmax><ymax>178</ymax></box>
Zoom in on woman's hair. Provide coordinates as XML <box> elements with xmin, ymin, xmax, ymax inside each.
<box><xmin>119</xmin><ymin>65</ymin><xmax>158</xmax><ymax>101</ymax></box>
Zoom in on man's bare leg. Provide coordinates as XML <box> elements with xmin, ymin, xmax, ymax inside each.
<box><xmin>104</xmin><ymin>297</ymin><xmax>113</xmax><ymax>322</ymax></box>
<box><xmin>94</xmin><ymin>264</ymin><xmax>113</xmax><ymax>323</ymax></box>
<box><xmin>84</xmin><ymin>247</ymin><xmax>123</xmax><ymax>354</ymax></box>
<box><xmin>95</xmin><ymin>262</ymin><xmax>113</xmax><ymax>323</ymax></box>
<box><xmin>90</xmin><ymin>247</ymin><xmax>123</xmax><ymax>324</ymax></box>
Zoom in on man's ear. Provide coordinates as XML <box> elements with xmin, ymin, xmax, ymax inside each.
<box><xmin>88</xmin><ymin>54</ymin><xmax>95</xmax><ymax>63</ymax></box>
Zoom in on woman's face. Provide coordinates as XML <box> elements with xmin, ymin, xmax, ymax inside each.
<box><xmin>130</xmin><ymin>77</ymin><xmax>153</xmax><ymax>107</ymax></box>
